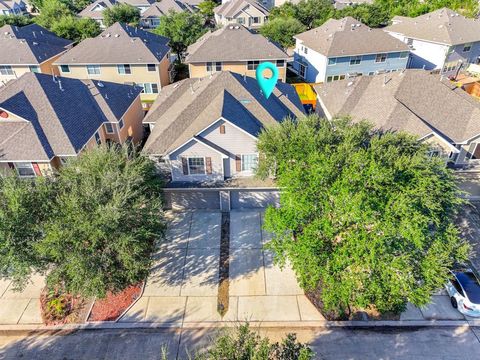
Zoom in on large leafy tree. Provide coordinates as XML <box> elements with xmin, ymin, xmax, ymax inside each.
<box><xmin>198</xmin><ymin>0</ymin><xmax>217</xmax><ymax>18</ymax></box>
<box><xmin>0</xmin><ymin>15</ymin><xmax>33</xmax><ymax>27</ymax></box>
<box><xmin>154</xmin><ymin>10</ymin><xmax>207</xmax><ymax>62</ymax></box>
<box><xmin>260</xmin><ymin>17</ymin><xmax>306</xmax><ymax>48</ymax></box>
<box><xmin>257</xmin><ymin>115</ymin><xmax>469</xmax><ymax>317</ymax></box>
<box><xmin>0</xmin><ymin>146</ymin><xmax>165</xmax><ymax>298</ymax></box>
<box><xmin>103</xmin><ymin>3</ymin><xmax>140</xmax><ymax>27</ymax></box>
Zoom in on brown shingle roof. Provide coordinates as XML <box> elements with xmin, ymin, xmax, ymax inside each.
<box><xmin>143</xmin><ymin>71</ymin><xmax>304</xmax><ymax>155</ymax></box>
<box><xmin>141</xmin><ymin>0</ymin><xmax>192</xmax><ymax>18</ymax></box>
<box><xmin>0</xmin><ymin>24</ymin><xmax>72</xmax><ymax>65</ymax></box>
<box><xmin>79</xmin><ymin>0</ymin><xmax>115</xmax><ymax>20</ymax></box>
<box><xmin>294</xmin><ymin>17</ymin><xmax>409</xmax><ymax>57</ymax></box>
<box><xmin>185</xmin><ymin>25</ymin><xmax>288</xmax><ymax>63</ymax></box>
<box><xmin>314</xmin><ymin>69</ymin><xmax>480</xmax><ymax>143</ymax></box>
<box><xmin>54</xmin><ymin>23</ymin><xmax>170</xmax><ymax>65</ymax></box>
<box><xmin>214</xmin><ymin>0</ymin><xmax>268</xmax><ymax>18</ymax></box>
<box><xmin>385</xmin><ymin>8</ymin><xmax>480</xmax><ymax>46</ymax></box>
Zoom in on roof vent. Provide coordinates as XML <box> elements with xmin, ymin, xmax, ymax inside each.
<box><xmin>228</xmin><ymin>25</ymin><xmax>234</xmax><ymax>29</ymax></box>
<box><xmin>115</xmin><ymin>33</ymin><xmax>120</xmax><ymax>37</ymax></box>
<box><xmin>234</xmin><ymin>25</ymin><xmax>239</xmax><ymax>29</ymax></box>
<box><xmin>106</xmin><ymin>33</ymin><xmax>111</xmax><ymax>37</ymax></box>
<box><xmin>97</xmin><ymin>81</ymin><xmax>104</xmax><ymax>87</ymax></box>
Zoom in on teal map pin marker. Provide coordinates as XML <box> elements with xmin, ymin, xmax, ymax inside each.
<box><xmin>256</xmin><ymin>62</ymin><xmax>278</xmax><ymax>99</ymax></box>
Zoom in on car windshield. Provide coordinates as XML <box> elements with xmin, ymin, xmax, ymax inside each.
<box><xmin>455</xmin><ymin>272</ymin><xmax>480</xmax><ymax>304</ymax></box>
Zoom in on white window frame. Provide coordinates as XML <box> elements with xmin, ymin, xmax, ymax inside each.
<box><xmin>328</xmin><ymin>58</ymin><xmax>337</xmax><ymax>66</ymax></box>
<box><xmin>375</xmin><ymin>53</ymin><xmax>387</xmax><ymax>63</ymax></box>
<box><xmin>86</xmin><ymin>65</ymin><xmax>101</xmax><ymax>75</ymax></box>
<box><xmin>241</xmin><ymin>154</ymin><xmax>258</xmax><ymax>172</ymax></box>
<box><xmin>137</xmin><ymin>83</ymin><xmax>159</xmax><ymax>94</ymax></box>
<box><xmin>105</xmin><ymin>123</ymin><xmax>115</xmax><ymax>134</ymax></box>
<box><xmin>247</xmin><ymin>60</ymin><xmax>260</xmax><ymax>70</ymax></box>
<box><xmin>119</xmin><ymin>119</ymin><xmax>125</xmax><ymax>129</ymax></box>
<box><xmin>187</xmin><ymin>157</ymin><xmax>206</xmax><ymax>175</ymax></box>
<box><xmin>206</xmin><ymin>62</ymin><xmax>222</xmax><ymax>73</ymax></box>
<box><xmin>60</xmin><ymin>64</ymin><xmax>70</xmax><ymax>73</ymax></box>
<box><xmin>349</xmin><ymin>56</ymin><xmax>362</xmax><ymax>66</ymax></box>
<box><xmin>15</xmin><ymin>162</ymin><xmax>35</xmax><ymax>177</ymax></box>
<box><xmin>251</xmin><ymin>16</ymin><xmax>260</xmax><ymax>24</ymax></box>
<box><xmin>276</xmin><ymin>59</ymin><xmax>285</xmax><ymax>67</ymax></box>
<box><xmin>95</xmin><ymin>131</ymin><xmax>101</xmax><ymax>145</ymax></box>
<box><xmin>29</xmin><ymin>65</ymin><xmax>40</xmax><ymax>73</ymax></box>
<box><xmin>0</xmin><ymin>65</ymin><xmax>14</xmax><ymax>75</ymax></box>
<box><xmin>299</xmin><ymin>63</ymin><xmax>307</xmax><ymax>78</ymax></box>
<box><xmin>117</xmin><ymin>64</ymin><xmax>131</xmax><ymax>75</ymax></box>
<box><xmin>146</xmin><ymin>64</ymin><xmax>156</xmax><ymax>72</ymax></box>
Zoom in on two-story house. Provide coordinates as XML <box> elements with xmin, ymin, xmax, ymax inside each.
<box><xmin>78</xmin><ymin>0</ymin><xmax>116</xmax><ymax>28</ymax></box>
<box><xmin>54</xmin><ymin>22</ymin><xmax>172</xmax><ymax>111</ymax></box>
<box><xmin>0</xmin><ymin>72</ymin><xmax>144</xmax><ymax>177</ymax></box>
<box><xmin>384</xmin><ymin>8</ymin><xmax>480</xmax><ymax>77</ymax></box>
<box><xmin>0</xmin><ymin>0</ymin><xmax>27</xmax><ymax>15</ymax></box>
<box><xmin>293</xmin><ymin>17</ymin><xmax>410</xmax><ymax>83</ymax></box>
<box><xmin>140</xmin><ymin>0</ymin><xmax>193</xmax><ymax>29</ymax></box>
<box><xmin>314</xmin><ymin>69</ymin><xmax>480</xmax><ymax>168</ymax></box>
<box><xmin>214</xmin><ymin>0</ymin><xmax>269</xmax><ymax>30</ymax></box>
<box><xmin>142</xmin><ymin>71</ymin><xmax>304</xmax><ymax>184</ymax></box>
<box><xmin>185</xmin><ymin>25</ymin><xmax>289</xmax><ymax>82</ymax></box>
<box><xmin>0</xmin><ymin>24</ymin><xmax>72</xmax><ymax>86</ymax></box>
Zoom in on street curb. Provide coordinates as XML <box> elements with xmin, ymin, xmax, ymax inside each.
<box><xmin>0</xmin><ymin>319</ymin><xmax>475</xmax><ymax>335</ymax></box>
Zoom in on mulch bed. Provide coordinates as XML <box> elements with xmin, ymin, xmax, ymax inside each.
<box><xmin>40</xmin><ymin>290</ymin><xmax>89</xmax><ymax>326</ymax></box>
<box><xmin>217</xmin><ymin>212</ymin><xmax>230</xmax><ymax>317</ymax></box>
<box><xmin>88</xmin><ymin>282</ymin><xmax>143</xmax><ymax>322</ymax></box>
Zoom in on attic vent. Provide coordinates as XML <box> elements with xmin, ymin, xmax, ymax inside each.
<box><xmin>33</xmin><ymin>42</ymin><xmax>38</xmax><ymax>45</ymax></box>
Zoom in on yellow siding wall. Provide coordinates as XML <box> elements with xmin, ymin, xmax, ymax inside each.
<box><xmin>118</xmin><ymin>95</ymin><xmax>145</xmax><ymax>143</ymax></box>
<box><xmin>189</xmin><ymin>62</ymin><xmax>287</xmax><ymax>82</ymax></box>
<box><xmin>56</xmin><ymin>59</ymin><xmax>170</xmax><ymax>102</ymax></box>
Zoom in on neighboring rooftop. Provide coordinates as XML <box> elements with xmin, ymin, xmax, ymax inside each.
<box><xmin>141</xmin><ymin>0</ymin><xmax>193</xmax><ymax>18</ymax></box>
<box><xmin>214</xmin><ymin>0</ymin><xmax>269</xmax><ymax>18</ymax></box>
<box><xmin>314</xmin><ymin>69</ymin><xmax>480</xmax><ymax>143</ymax></box>
<box><xmin>143</xmin><ymin>71</ymin><xmax>304</xmax><ymax>155</ymax></box>
<box><xmin>54</xmin><ymin>22</ymin><xmax>170</xmax><ymax>65</ymax></box>
<box><xmin>0</xmin><ymin>24</ymin><xmax>72</xmax><ymax>65</ymax></box>
<box><xmin>79</xmin><ymin>0</ymin><xmax>116</xmax><ymax>20</ymax></box>
<box><xmin>385</xmin><ymin>8</ymin><xmax>480</xmax><ymax>46</ymax></box>
<box><xmin>186</xmin><ymin>25</ymin><xmax>288</xmax><ymax>63</ymax></box>
<box><xmin>0</xmin><ymin>72</ymin><xmax>141</xmax><ymax>161</ymax></box>
<box><xmin>294</xmin><ymin>17</ymin><xmax>409</xmax><ymax>57</ymax></box>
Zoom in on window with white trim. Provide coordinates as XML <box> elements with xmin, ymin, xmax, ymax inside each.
<box><xmin>95</xmin><ymin>132</ymin><xmax>101</xmax><ymax>145</ymax></box>
<box><xmin>60</xmin><ymin>65</ymin><xmax>70</xmax><ymax>73</ymax></box>
<box><xmin>276</xmin><ymin>59</ymin><xmax>285</xmax><ymax>67</ymax></box>
<box><xmin>241</xmin><ymin>154</ymin><xmax>258</xmax><ymax>171</ymax></box>
<box><xmin>117</xmin><ymin>64</ymin><xmax>131</xmax><ymax>74</ymax></box>
<box><xmin>147</xmin><ymin>64</ymin><xmax>156</xmax><ymax>71</ymax></box>
<box><xmin>0</xmin><ymin>65</ymin><xmax>14</xmax><ymax>75</ymax></box>
<box><xmin>400</xmin><ymin>51</ymin><xmax>409</xmax><ymax>58</ymax></box>
<box><xmin>105</xmin><ymin>123</ymin><xmax>115</xmax><ymax>134</ymax></box>
<box><xmin>299</xmin><ymin>63</ymin><xmax>306</xmax><ymax>78</ymax></box>
<box><xmin>349</xmin><ymin>56</ymin><xmax>362</xmax><ymax>65</ymax></box>
<box><xmin>206</xmin><ymin>62</ymin><xmax>222</xmax><ymax>72</ymax></box>
<box><xmin>86</xmin><ymin>65</ymin><xmax>101</xmax><ymax>75</ymax></box>
<box><xmin>188</xmin><ymin>157</ymin><xmax>205</xmax><ymax>174</ymax></box>
<box><xmin>119</xmin><ymin>119</ymin><xmax>124</xmax><ymax>129</ymax></box>
<box><xmin>375</xmin><ymin>53</ymin><xmax>387</xmax><ymax>63</ymax></box>
<box><xmin>16</xmin><ymin>162</ymin><xmax>35</xmax><ymax>177</ymax></box>
<box><xmin>247</xmin><ymin>60</ymin><xmax>260</xmax><ymax>70</ymax></box>
<box><xmin>29</xmin><ymin>66</ymin><xmax>40</xmax><ymax>73</ymax></box>
<box><xmin>328</xmin><ymin>58</ymin><xmax>337</xmax><ymax>66</ymax></box>
<box><xmin>251</xmin><ymin>16</ymin><xmax>260</xmax><ymax>24</ymax></box>
<box><xmin>137</xmin><ymin>83</ymin><xmax>159</xmax><ymax>94</ymax></box>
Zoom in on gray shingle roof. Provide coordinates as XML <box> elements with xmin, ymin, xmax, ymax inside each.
<box><xmin>0</xmin><ymin>24</ymin><xmax>72</xmax><ymax>65</ymax></box>
<box><xmin>214</xmin><ymin>0</ymin><xmax>269</xmax><ymax>18</ymax></box>
<box><xmin>314</xmin><ymin>69</ymin><xmax>480</xmax><ymax>143</ymax></box>
<box><xmin>186</xmin><ymin>25</ymin><xmax>288</xmax><ymax>63</ymax></box>
<box><xmin>294</xmin><ymin>17</ymin><xmax>409</xmax><ymax>57</ymax></box>
<box><xmin>54</xmin><ymin>22</ymin><xmax>170</xmax><ymax>65</ymax></box>
<box><xmin>143</xmin><ymin>71</ymin><xmax>304</xmax><ymax>155</ymax></box>
<box><xmin>79</xmin><ymin>0</ymin><xmax>116</xmax><ymax>20</ymax></box>
<box><xmin>141</xmin><ymin>0</ymin><xmax>192</xmax><ymax>18</ymax></box>
<box><xmin>385</xmin><ymin>8</ymin><xmax>480</xmax><ymax>46</ymax></box>
<box><xmin>0</xmin><ymin>72</ymin><xmax>142</xmax><ymax>161</ymax></box>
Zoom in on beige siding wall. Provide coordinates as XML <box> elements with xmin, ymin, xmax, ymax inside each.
<box><xmin>215</xmin><ymin>6</ymin><xmax>268</xmax><ymax>29</ymax></box>
<box><xmin>39</xmin><ymin>52</ymin><xmax>65</xmax><ymax>76</ymax></box>
<box><xmin>169</xmin><ymin>139</ymin><xmax>224</xmax><ymax>182</ymax></box>
<box><xmin>57</xmin><ymin>59</ymin><xmax>170</xmax><ymax>103</ymax></box>
<box><xmin>200</xmin><ymin>120</ymin><xmax>258</xmax><ymax>178</ymax></box>
<box><xmin>118</xmin><ymin>95</ymin><xmax>145</xmax><ymax>143</ymax></box>
<box><xmin>189</xmin><ymin>62</ymin><xmax>287</xmax><ymax>81</ymax></box>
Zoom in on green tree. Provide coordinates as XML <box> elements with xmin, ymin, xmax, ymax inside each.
<box><xmin>334</xmin><ymin>3</ymin><xmax>390</xmax><ymax>27</ymax></box>
<box><xmin>0</xmin><ymin>15</ymin><xmax>33</xmax><ymax>27</ymax></box>
<box><xmin>103</xmin><ymin>3</ymin><xmax>140</xmax><ymax>27</ymax></box>
<box><xmin>0</xmin><ymin>175</ymin><xmax>50</xmax><ymax>290</ymax></box>
<box><xmin>257</xmin><ymin>115</ymin><xmax>469</xmax><ymax>317</ymax></box>
<box><xmin>260</xmin><ymin>17</ymin><xmax>306</xmax><ymax>48</ymax></box>
<box><xmin>198</xmin><ymin>0</ymin><xmax>216</xmax><ymax>18</ymax></box>
<box><xmin>34</xmin><ymin>0</ymin><xmax>72</xmax><ymax>29</ymax></box>
<box><xmin>0</xmin><ymin>146</ymin><xmax>165</xmax><ymax>298</ymax></box>
<box><xmin>50</xmin><ymin>16</ymin><xmax>101</xmax><ymax>42</ymax></box>
<box><xmin>269</xmin><ymin>0</ymin><xmax>334</xmax><ymax>28</ymax></box>
<box><xmin>154</xmin><ymin>10</ymin><xmax>207</xmax><ymax>62</ymax></box>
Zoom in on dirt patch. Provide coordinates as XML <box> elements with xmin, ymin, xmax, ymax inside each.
<box><xmin>218</xmin><ymin>211</ymin><xmax>230</xmax><ymax>317</ymax></box>
<box><xmin>88</xmin><ymin>282</ymin><xmax>143</xmax><ymax>322</ymax></box>
<box><xmin>41</xmin><ymin>290</ymin><xmax>89</xmax><ymax>326</ymax></box>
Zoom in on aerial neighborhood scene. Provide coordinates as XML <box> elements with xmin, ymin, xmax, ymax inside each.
<box><xmin>2</xmin><ymin>0</ymin><xmax>480</xmax><ymax>358</ymax></box>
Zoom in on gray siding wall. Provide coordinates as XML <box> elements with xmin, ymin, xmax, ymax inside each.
<box><xmin>169</xmin><ymin>139</ymin><xmax>224</xmax><ymax>182</ymax></box>
<box><xmin>200</xmin><ymin>119</ymin><xmax>258</xmax><ymax>178</ymax></box>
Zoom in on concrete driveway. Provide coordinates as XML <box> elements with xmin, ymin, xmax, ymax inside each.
<box><xmin>120</xmin><ymin>209</ymin><xmax>323</xmax><ymax>325</ymax></box>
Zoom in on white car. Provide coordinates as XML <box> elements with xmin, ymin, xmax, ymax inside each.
<box><xmin>446</xmin><ymin>269</ymin><xmax>480</xmax><ymax>317</ymax></box>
